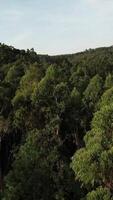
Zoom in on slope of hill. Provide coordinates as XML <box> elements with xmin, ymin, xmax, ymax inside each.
<box><xmin>1</xmin><ymin>44</ymin><xmax>113</xmax><ymax>200</ymax></box>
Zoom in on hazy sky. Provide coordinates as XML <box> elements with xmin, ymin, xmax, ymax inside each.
<box><xmin>0</xmin><ymin>0</ymin><xmax>113</xmax><ymax>55</ymax></box>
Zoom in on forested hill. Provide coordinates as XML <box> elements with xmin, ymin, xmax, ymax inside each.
<box><xmin>1</xmin><ymin>44</ymin><xmax>113</xmax><ymax>200</ymax></box>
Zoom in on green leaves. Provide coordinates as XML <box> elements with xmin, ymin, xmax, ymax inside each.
<box><xmin>3</xmin><ymin>129</ymin><xmax>77</xmax><ymax>200</ymax></box>
<box><xmin>105</xmin><ymin>73</ymin><xmax>113</xmax><ymax>89</ymax></box>
<box><xmin>2</xmin><ymin>44</ymin><xmax>113</xmax><ymax>200</ymax></box>
<box><xmin>83</xmin><ymin>74</ymin><xmax>103</xmax><ymax>110</ymax></box>
<box><xmin>72</xmin><ymin>86</ymin><xmax>113</xmax><ymax>198</ymax></box>
<box><xmin>86</xmin><ymin>187</ymin><xmax>113</xmax><ymax>200</ymax></box>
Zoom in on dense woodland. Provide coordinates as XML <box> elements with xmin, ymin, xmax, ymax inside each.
<box><xmin>1</xmin><ymin>43</ymin><xmax>113</xmax><ymax>199</ymax></box>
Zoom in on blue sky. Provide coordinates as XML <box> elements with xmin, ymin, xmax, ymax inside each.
<box><xmin>0</xmin><ymin>0</ymin><xmax>113</xmax><ymax>55</ymax></box>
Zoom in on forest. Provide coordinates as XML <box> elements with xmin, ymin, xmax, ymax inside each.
<box><xmin>1</xmin><ymin>43</ymin><xmax>113</xmax><ymax>199</ymax></box>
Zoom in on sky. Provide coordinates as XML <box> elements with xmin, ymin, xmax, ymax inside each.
<box><xmin>0</xmin><ymin>0</ymin><xmax>113</xmax><ymax>55</ymax></box>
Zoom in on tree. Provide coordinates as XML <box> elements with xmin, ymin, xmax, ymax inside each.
<box><xmin>71</xmin><ymin>101</ymin><xmax>113</xmax><ymax>199</ymax></box>
<box><xmin>3</xmin><ymin>128</ymin><xmax>79</xmax><ymax>200</ymax></box>
<box><xmin>83</xmin><ymin>74</ymin><xmax>103</xmax><ymax>110</ymax></box>
<box><xmin>86</xmin><ymin>187</ymin><xmax>113</xmax><ymax>200</ymax></box>
<box><xmin>105</xmin><ymin>73</ymin><xmax>113</xmax><ymax>89</ymax></box>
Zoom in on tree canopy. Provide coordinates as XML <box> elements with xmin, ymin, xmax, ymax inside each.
<box><xmin>1</xmin><ymin>44</ymin><xmax>113</xmax><ymax>199</ymax></box>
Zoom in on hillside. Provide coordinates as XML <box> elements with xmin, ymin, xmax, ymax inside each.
<box><xmin>1</xmin><ymin>44</ymin><xmax>113</xmax><ymax>200</ymax></box>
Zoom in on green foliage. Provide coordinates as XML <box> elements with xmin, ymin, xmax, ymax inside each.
<box><xmin>86</xmin><ymin>187</ymin><xmax>113</xmax><ymax>200</ymax></box>
<box><xmin>1</xmin><ymin>44</ymin><xmax>113</xmax><ymax>199</ymax></box>
<box><xmin>3</xmin><ymin>129</ymin><xmax>78</xmax><ymax>200</ymax></box>
<box><xmin>71</xmin><ymin>99</ymin><xmax>113</xmax><ymax>198</ymax></box>
<box><xmin>5</xmin><ymin>63</ymin><xmax>24</xmax><ymax>86</ymax></box>
<box><xmin>12</xmin><ymin>107</ymin><xmax>28</xmax><ymax>129</ymax></box>
<box><xmin>70</xmin><ymin>68</ymin><xmax>89</xmax><ymax>93</ymax></box>
<box><xmin>105</xmin><ymin>73</ymin><xmax>113</xmax><ymax>89</ymax></box>
<box><xmin>83</xmin><ymin>74</ymin><xmax>103</xmax><ymax>109</ymax></box>
<box><xmin>98</xmin><ymin>87</ymin><xmax>113</xmax><ymax>109</ymax></box>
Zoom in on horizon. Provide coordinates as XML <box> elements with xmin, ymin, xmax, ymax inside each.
<box><xmin>1</xmin><ymin>0</ymin><xmax>113</xmax><ymax>55</ymax></box>
<box><xmin>2</xmin><ymin>42</ymin><xmax>113</xmax><ymax>56</ymax></box>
